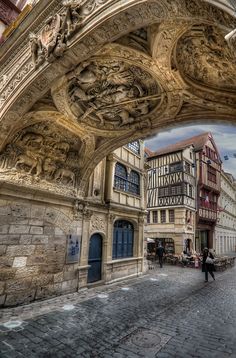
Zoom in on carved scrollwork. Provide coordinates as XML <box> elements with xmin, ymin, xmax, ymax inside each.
<box><xmin>66</xmin><ymin>58</ymin><xmax>162</xmax><ymax>130</ymax></box>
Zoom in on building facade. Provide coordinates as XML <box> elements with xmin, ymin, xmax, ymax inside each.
<box><xmin>145</xmin><ymin>144</ymin><xmax>196</xmax><ymax>255</ymax></box>
<box><xmin>0</xmin><ymin>141</ymin><xmax>146</xmax><ymax>307</ymax></box>
<box><xmin>194</xmin><ymin>133</ymin><xmax>221</xmax><ymax>252</ymax></box>
<box><xmin>145</xmin><ymin>133</ymin><xmax>223</xmax><ymax>254</ymax></box>
<box><xmin>215</xmin><ymin>171</ymin><xmax>236</xmax><ymax>254</ymax></box>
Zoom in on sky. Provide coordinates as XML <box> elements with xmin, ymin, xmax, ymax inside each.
<box><xmin>145</xmin><ymin>124</ymin><xmax>236</xmax><ymax>179</ymax></box>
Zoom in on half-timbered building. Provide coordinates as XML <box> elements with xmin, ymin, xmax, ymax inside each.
<box><xmin>145</xmin><ymin>143</ymin><xmax>196</xmax><ymax>254</ymax></box>
<box><xmin>145</xmin><ymin>132</ymin><xmax>222</xmax><ymax>254</ymax></box>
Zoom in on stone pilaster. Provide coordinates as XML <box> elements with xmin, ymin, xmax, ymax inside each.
<box><xmin>105</xmin><ymin>155</ymin><xmax>116</xmax><ymax>203</ymax></box>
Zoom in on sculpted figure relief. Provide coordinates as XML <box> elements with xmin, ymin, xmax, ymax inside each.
<box><xmin>0</xmin><ymin>122</ymin><xmax>81</xmax><ymax>191</ymax></box>
<box><xmin>67</xmin><ymin>59</ymin><xmax>161</xmax><ymax>129</ymax></box>
<box><xmin>176</xmin><ymin>25</ymin><xmax>236</xmax><ymax>91</ymax></box>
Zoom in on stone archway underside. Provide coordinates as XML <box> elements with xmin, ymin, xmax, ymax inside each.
<box><xmin>1</xmin><ymin>0</ymin><xmax>236</xmax><ymax>198</ymax></box>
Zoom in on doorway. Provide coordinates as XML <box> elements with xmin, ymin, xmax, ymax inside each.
<box><xmin>87</xmin><ymin>233</ymin><xmax>103</xmax><ymax>283</ymax></box>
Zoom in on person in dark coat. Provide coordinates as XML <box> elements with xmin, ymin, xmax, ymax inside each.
<box><xmin>202</xmin><ymin>247</ymin><xmax>215</xmax><ymax>282</ymax></box>
<box><xmin>156</xmin><ymin>243</ymin><xmax>165</xmax><ymax>268</ymax></box>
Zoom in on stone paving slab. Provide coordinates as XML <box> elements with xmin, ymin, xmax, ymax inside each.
<box><xmin>0</xmin><ymin>265</ymin><xmax>236</xmax><ymax>357</ymax></box>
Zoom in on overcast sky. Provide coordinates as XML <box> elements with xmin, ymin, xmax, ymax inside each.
<box><xmin>145</xmin><ymin>124</ymin><xmax>236</xmax><ymax>179</ymax></box>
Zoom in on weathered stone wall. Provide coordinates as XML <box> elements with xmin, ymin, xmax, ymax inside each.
<box><xmin>0</xmin><ymin>195</ymin><xmax>81</xmax><ymax>307</ymax></box>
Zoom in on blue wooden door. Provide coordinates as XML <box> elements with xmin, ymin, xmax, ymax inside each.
<box><xmin>88</xmin><ymin>234</ymin><xmax>102</xmax><ymax>283</ymax></box>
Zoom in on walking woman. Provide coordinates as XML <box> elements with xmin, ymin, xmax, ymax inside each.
<box><xmin>202</xmin><ymin>247</ymin><xmax>215</xmax><ymax>282</ymax></box>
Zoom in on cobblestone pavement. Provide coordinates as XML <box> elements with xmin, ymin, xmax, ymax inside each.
<box><xmin>0</xmin><ymin>265</ymin><xmax>236</xmax><ymax>358</ymax></box>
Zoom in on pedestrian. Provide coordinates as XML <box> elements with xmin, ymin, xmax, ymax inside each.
<box><xmin>156</xmin><ymin>243</ymin><xmax>165</xmax><ymax>268</ymax></box>
<box><xmin>202</xmin><ymin>247</ymin><xmax>215</xmax><ymax>282</ymax></box>
<box><xmin>181</xmin><ymin>250</ymin><xmax>188</xmax><ymax>267</ymax></box>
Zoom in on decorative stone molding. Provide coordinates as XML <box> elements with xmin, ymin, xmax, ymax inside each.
<box><xmin>90</xmin><ymin>215</ymin><xmax>106</xmax><ymax>233</ymax></box>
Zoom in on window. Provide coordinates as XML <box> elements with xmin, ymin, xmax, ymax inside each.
<box><xmin>153</xmin><ymin>211</ymin><xmax>158</xmax><ymax>223</ymax></box>
<box><xmin>113</xmin><ymin>220</ymin><xmax>134</xmax><ymax>259</ymax></box>
<box><xmin>128</xmin><ymin>170</ymin><xmax>140</xmax><ymax>195</ymax></box>
<box><xmin>207</xmin><ymin>166</ymin><xmax>217</xmax><ymax>183</ymax></box>
<box><xmin>147</xmin><ymin>211</ymin><xmax>150</xmax><ymax>224</ymax></box>
<box><xmin>114</xmin><ymin>163</ymin><xmax>140</xmax><ymax>195</ymax></box>
<box><xmin>169</xmin><ymin>162</ymin><xmax>183</xmax><ymax>173</ymax></box>
<box><xmin>169</xmin><ymin>209</ymin><xmax>175</xmax><ymax>223</ymax></box>
<box><xmin>126</xmin><ymin>141</ymin><xmax>140</xmax><ymax>155</ymax></box>
<box><xmin>171</xmin><ymin>185</ymin><xmax>181</xmax><ymax>195</ymax></box>
<box><xmin>189</xmin><ymin>185</ymin><xmax>193</xmax><ymax>198</ymax></box>
<box><xmin>114</xmin><ymin>163</ymin><xmax>127</xmax><ymax>191</ymax></box>
<box><xmin>183</xmin><ymin>183</ymin><xmax>187</xmax><ymax>195</ymax></box>
<box><xmin>206</xmin><ymin>146</ymin><xmax>217</xmax><ymax>161</ymax></box>
<box><xmin>159</xmin><ymin>187</ymin><xmax>168</xmax><ymax>197</ymax></box>
<box><xmin>185</xmin><ymin>162</ymin><xmax>191</xmax><ymax>174</ymax></box>
<box><xmin>160</xmin><ymin>210</ymin><xmax>166</xmax><ymax>223</ymax></box>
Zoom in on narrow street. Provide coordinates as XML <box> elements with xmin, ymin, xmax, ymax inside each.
<box><xmin>0</xmin><ymin>265</ymin><xmax>236</xmax><ymax>358</ymax></box>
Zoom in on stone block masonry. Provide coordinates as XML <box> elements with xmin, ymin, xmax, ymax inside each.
<box><xmin>0</xmin><ymin>196</ymin><xmax>80</xmax><ymax>307</ymax></box>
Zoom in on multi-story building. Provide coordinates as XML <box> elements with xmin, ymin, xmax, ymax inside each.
<box><xmin>215</xmin><ymin>171</ymin><xmax>236</xmax><ymax>254</ymax></box>
<box><xmin>194</xmin><ymin>133</ymin><xmax>221</xmax><ymax>252</ymax></box>
<box><xmin>145</xmin><ymin>132</ymin><xmax>222</xmax><ymax>254</ymax></box>
<box><xmin>145</xmin><ymin>143</ymin><xmax>196</xmax><ymax>255</ymax></box>
<box><xmin>0</xmin><ymin>140</ymin><xmax>146</xmax><ymax>306</ymax></box>
<box><xmin>86</xmin><ymin>140</ymin><xmax>146</xmax><ymax>285</ymax></box>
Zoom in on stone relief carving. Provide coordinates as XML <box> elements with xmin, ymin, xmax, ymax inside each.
<box><xmin>90</xmin><ymin>215</ymin><xmax>106</xmax><ymax>233</ymax></box>
<box><xmin>29</xmin><ymin>0</ymin><xmax>110</xmax><ymax>66</ymax></box>
<box><xmin>0</xmin><ymin>121</ymin><xmax>82</xmax><ymax>194</ymax></box>
<box><xmin>67</xmin><ymin>58</ymin><xmax>162</xmax><ymax>130</ymax></box>
<box><xmin>30</xmin><ymin>14</ymin><xmax>67</xmax><ymax>66</ymax></box>
<box><xmin>182</xmin><ymin>0</ymin><xmax>236</xmax><ymax>28</ymax></box>
<box><xmin>176</xmin><ymin>25</ymin><xmax>236</xmax><ymax>92</ymax></box>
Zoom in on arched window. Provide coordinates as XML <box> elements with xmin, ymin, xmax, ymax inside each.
<box><xmin>114</xmin><ymin>163</ymin><xmax>127</xmax><ymax>191</ymax></box>
<box><xmin>126</xmin><ymin>141</ymin><xmax>140</xmax><ymax>155</ymax></box>
<box><xmin>113</xmin><ymin>220</ymin><xmax>134</xmax><ymax>259</ymax></box>
<box><xmin>114</xmin><ymin>163</ymin><xmax>140</xmax><ymax>195</ymax></box>
<box><xmin>128</xmin><ymin>170</ymin><xmax>140</xmax><ymax>195</ymax></box>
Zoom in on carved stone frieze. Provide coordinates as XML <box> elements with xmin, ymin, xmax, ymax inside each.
<box><xmin>175</xmin><ymin>25</ymin><xmax>236</xmax><ymax>94</ymax></box>
<box><xmin>0</xmin><ymin>121</ymin><xmax>83</xmax><ymax>195</ymax></box>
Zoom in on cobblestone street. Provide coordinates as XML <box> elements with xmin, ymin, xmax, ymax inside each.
<box><xmin>0</xmin><ymin>265</ymin><xmax>236</xmax><ymax>358</ymax></box>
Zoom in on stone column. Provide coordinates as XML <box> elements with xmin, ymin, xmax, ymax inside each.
<box><xmin>138</xmin><ymin>213</ymin><xmax>145</xmax><ymax>273</ymax></box>
<box><xmin>104</xmin><ymin>212</ymin><xmax>116</xmax><ymax>282</ymax></box>
<box><xmin>78</xmin><ymin>207</ymin><xmax>92</xmax><ymax>289</ymax></box>
<box><xmin>104</xmin><ymin>154</ymin><xmax>116</xmax><ymax>203</ymax></box>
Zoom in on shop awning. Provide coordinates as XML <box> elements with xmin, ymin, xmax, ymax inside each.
<box><xmin>147</xmin><ymin>238</ymin><xmax>155</xmax><ymax>243</ymax></box>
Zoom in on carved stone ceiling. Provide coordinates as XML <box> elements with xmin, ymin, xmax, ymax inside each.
<box><xmin>1</xmin><ymin>0</ymin><xmax>236</xmax><ymax>197</ymax></box>
<box><xmin>52</xmin><ymin>53</ymin><xmax>163</xmax><ymax>134</ymax></box>
<box><xmin>175</xmin><ymin>24</ymin><xmax>236</xmax><ymax>94</ymax></box>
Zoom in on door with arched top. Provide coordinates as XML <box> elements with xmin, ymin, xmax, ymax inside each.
<box><xmin>87</xmin><ymin>233</ymin><xmax>102</xmax><ymax>283</ymax></box>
